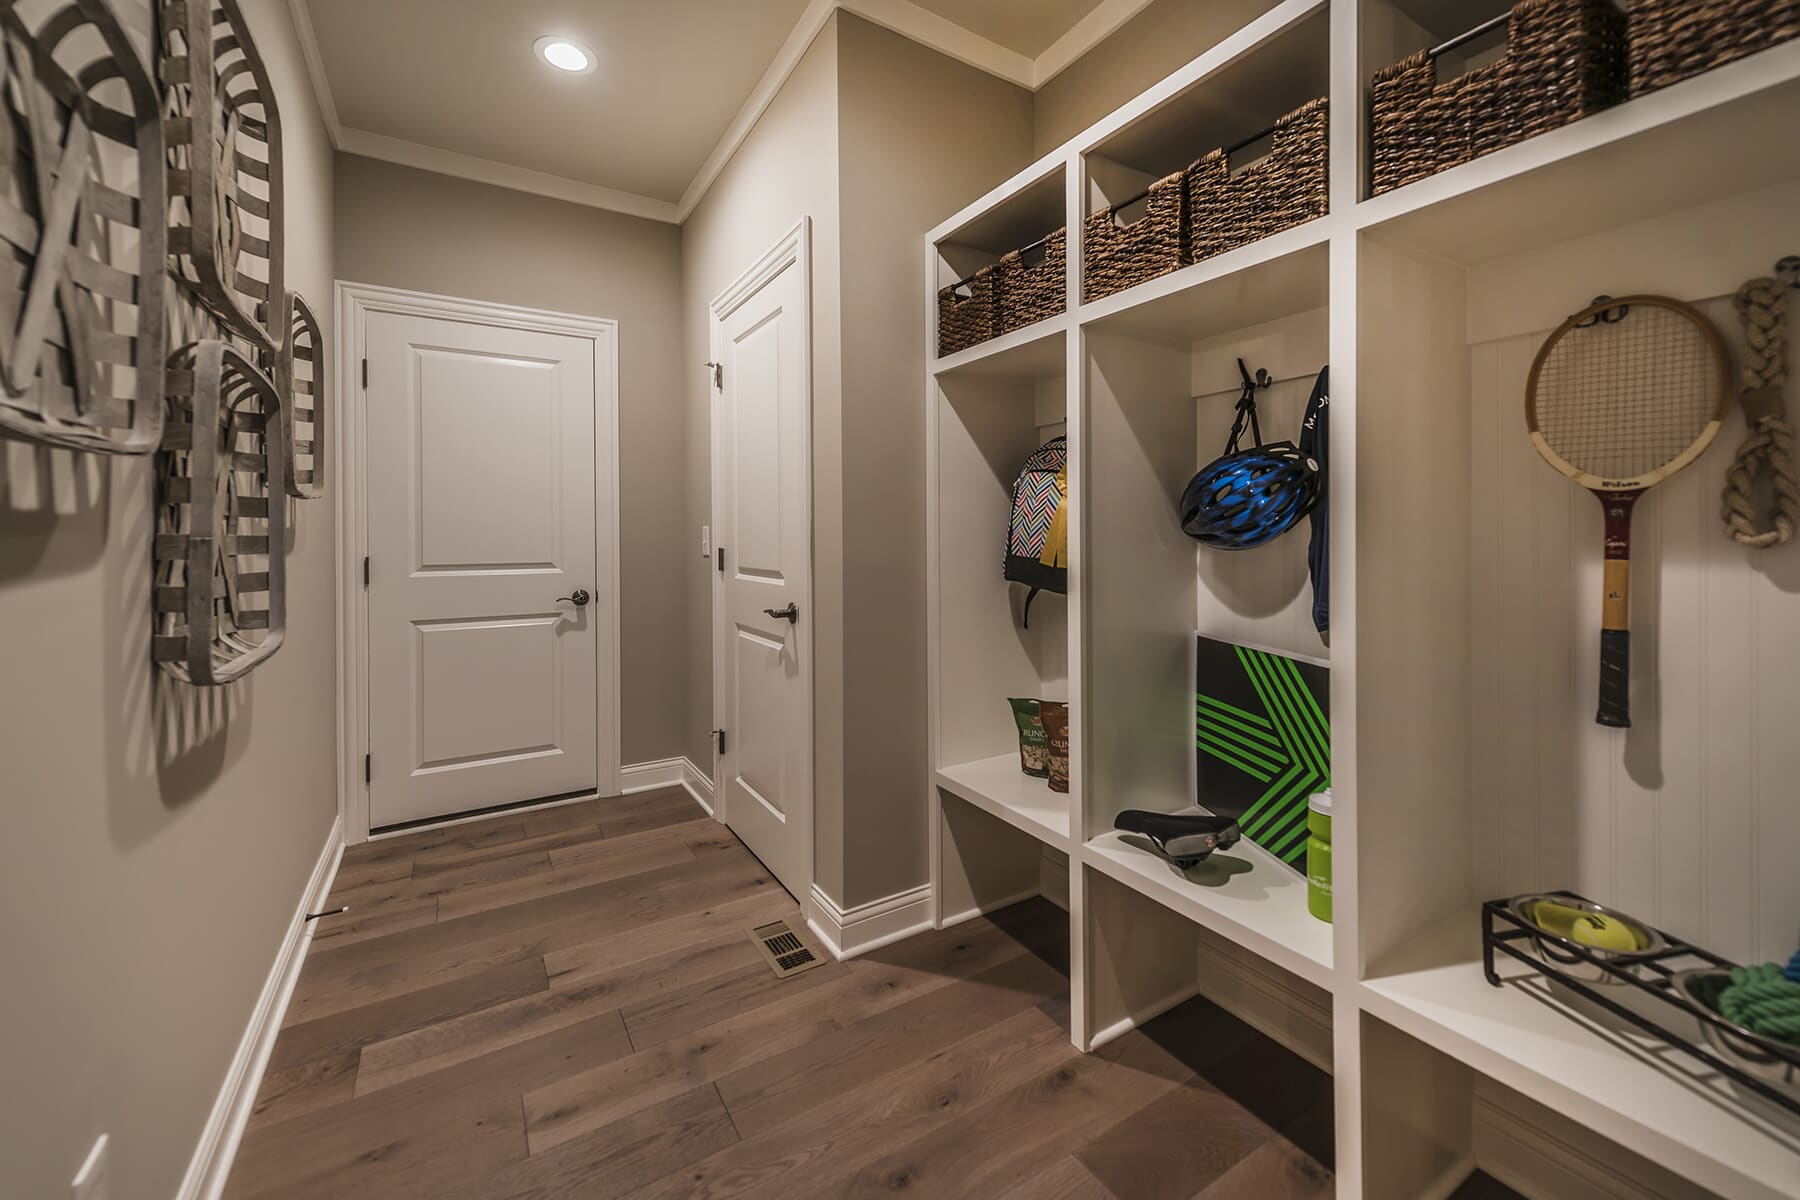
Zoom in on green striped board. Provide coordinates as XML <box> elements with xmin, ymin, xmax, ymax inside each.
<box><xmin>1195</xmin><ymin>636</ymin><xmax>1330</xmax><ymax>874</ymax></box>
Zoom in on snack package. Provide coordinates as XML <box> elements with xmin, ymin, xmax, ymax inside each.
<box><xmin>1008</xmin><ymin>698</ymin><xmax>1048</xmax><ymax>777</ymax></box>
<box><xmin>1041</xmin><ymin>700</ymin><xmax>1070</xmax><ymax>794</ymax></box>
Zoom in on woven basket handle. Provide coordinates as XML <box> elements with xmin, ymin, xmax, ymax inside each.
<box><xmin>1110</xmin><ymin>192</ymin><xmax>1152</xmax><ymax>231</ymax></box>
<box><xmin>1428</xmin><ymin>10</ymin><xmax>1509</xmax><ymax>62</ymax></box>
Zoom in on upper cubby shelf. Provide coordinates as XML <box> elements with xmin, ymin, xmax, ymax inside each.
<box><xmin>933</xmin><ymin>318</ymin><xmax>1067</xmax><ymax>381</ymax></box>
<box><xmin>1082</xmin><ymin>230</ymin><xmax>1327</xmax><ymax>345</ymax></box>
<box><xmin>934</xmin><ymin>159</ymin><xmax>1065</xmax><ymax>262</ymax></box>
<box><xmin>1356</xmin><ymin>29</ymin><xmax>1800</xmax><ymax>264</ymax></box>
<box><xmin>931</xmin><ymin>162</ymin><xmax>1067</xmax><ymax>365</ymax></box>
<box><xmin>1082</xmin><ymin>2</ymin><xmax>1329</xmax><ymax>202</ymax></box>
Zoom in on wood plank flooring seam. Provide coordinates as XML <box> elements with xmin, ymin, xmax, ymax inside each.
<box><xmin>714</xmin><ymin>1081</ymin><xmax>744</xmax><ymax>1145</ymax></box>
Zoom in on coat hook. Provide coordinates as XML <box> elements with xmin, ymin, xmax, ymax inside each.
<box><xmin>1575</xmin><ymin>295</ymin><xmax>1631</xmax><ymax>328</ymax></box>
<box><xmin>1235</xmin><ymin>357</ymin><xmax>1272</xmax><ymax>391</ymax></box>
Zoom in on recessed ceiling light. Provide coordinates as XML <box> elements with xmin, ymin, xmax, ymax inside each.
<box><xmin>534</xmin><ymin>36</ymin><xmax>595</xmax><ymax>75</ymax></box>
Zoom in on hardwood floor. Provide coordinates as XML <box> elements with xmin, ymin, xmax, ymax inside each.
<box><xmin>228</xmin><ymin>789</ymin><xmax>1521</xmax><ymax>1199</ymax></box>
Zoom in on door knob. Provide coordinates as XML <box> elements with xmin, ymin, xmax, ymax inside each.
<box><xmin>557</xmin><ymin>588</ymin><xmax>591</xmax><ymax>607</ymax></box>
<box><xmin>764</xmin><ymin>603</ymin><xmax>799</xmax><ymax>623</ymax></box>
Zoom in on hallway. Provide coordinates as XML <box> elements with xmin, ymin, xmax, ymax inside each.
<box><xmin>223</xmin><ymin>788</ymin><xmax>1366</xmax><ymax>1198</ymax></box>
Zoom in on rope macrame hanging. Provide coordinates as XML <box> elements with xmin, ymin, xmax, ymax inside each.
<box><xmin>1721</xmin><ymin>276</ymin><xmax>1798</xmax><ymax>548</ymax></box>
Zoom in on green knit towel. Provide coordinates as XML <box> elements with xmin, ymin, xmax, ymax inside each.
<box><xmin>1717</xmin><ymin>963</ymin><xmax>1800</xmax><ymax>1046</ymax></box>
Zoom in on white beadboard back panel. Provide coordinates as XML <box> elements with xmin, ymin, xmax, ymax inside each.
<box><xmin>935</xmin><ymin>378</ymin><xmax>1060</xmax><ymax>769</ymax></box>
<box><xmin>1468</xmin><ymin>293</ymin><xmax>1800</xmax><ymax>965</ymax></box>
<box><xmin>1191</xmin><ymin>308</ymin><xmax>1332</xmax><ymax>661</ymax></box>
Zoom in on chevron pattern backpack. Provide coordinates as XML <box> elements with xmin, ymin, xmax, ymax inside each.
<box><xmin>1005</xmin><ymin>436</ymin><xmax>1068</xmax><ymax>626</ymax></box>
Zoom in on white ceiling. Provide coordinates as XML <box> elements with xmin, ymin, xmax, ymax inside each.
<box><xmin>304</xmin><ymin>0</ymin><xmax>814</xmax><ymax>204</ymax></box>
<box><xmin>294</xmin><ymin>0</ymin><xmax>1141</xmax><ymax>224</ymax></box>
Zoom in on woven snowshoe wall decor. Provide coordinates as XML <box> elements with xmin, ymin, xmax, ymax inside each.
<box><xmin>160</xmin><ymin>0</ymin><xmax>284</xmax><ymax>351</ymax></box>
<box><xmin>154</xmin><ymin>339</ymin><xmax>286</xmax><ymax>685</ymax></box>
<box><xmin>265</xmin><ymin>288</ymin><xmax>322</xmax><ymax>498</ymax></box>
<box><xmin>0</xmin><ymin>0</ymin><xmax>168</xmax><ymax>453</ymax></box>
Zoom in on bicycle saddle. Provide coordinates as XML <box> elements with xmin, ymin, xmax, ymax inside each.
<box><xmin>1113</xmin><ymin>810</ymin><xmax>1242</xmax><ymax>868</ymax></box>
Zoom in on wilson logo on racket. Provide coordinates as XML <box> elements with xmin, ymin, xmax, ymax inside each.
<box><xmin>1525</xmin><ymin>294</ymin><xmax>1728</xmax><ymax>729</ymax></box>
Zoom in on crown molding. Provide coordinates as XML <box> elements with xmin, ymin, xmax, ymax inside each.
<box><xmin>291</xmin><ymin>0</ymin><xmax>1148</xmax><ymax>226</ymax></box>
<box><xmin>1033</xmin><ymin>0</ymin><xmax>1159</xmax><ymax>86</ymax></box>
<box><xmin>677</xmin><ymin>0</ymin><xmax>1033</xmax><ymax>222</ymax></box>
<box><xmin>287</xmin><ymin>0</ymin><xmax>342</xmax><ymax>145</ymax></box>
<box><xmin>337</xmin><ymin>128</ymin><xmax>681</xmax><ymax>224</ymax></box>
<box><xmin>844</xmin><ymin>0</ymin><xmax>1034</xmax><ymax>88</ymax></box>
<box><xmin>676</xmin><ymin>0</ymin><xmax>838</xmax><ymax>223</ymax></box>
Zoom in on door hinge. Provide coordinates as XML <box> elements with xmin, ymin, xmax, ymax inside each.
<box><xmin>712</xmin><ymin>728</ymin><xmax>727</xmax><ymax>756</ymax></box>
<box><xmin>715</xmin><ymin>546</ymin><xmax>725</xmax><ymax>573</ymax></box>
<box><xmin>706</xmin><ymin>361</ymin><xmax>722</xmax><ymax>390</ymax></box>
<box><xmin>364</xmin><ymin>753</ymin><xmax>371</xmax><ymax>784</ymax></box>
<box><xmin>363</xmin><ymin>556</ymin><xmax>370</xmax><ymax>588</ymax></box>
<box><xmin>361</xmin><ymin>358</ymin><xmax>369</xmax><ymax>389</ymax></box>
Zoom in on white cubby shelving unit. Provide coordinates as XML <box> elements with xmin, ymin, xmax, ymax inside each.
<box><xmin>924</xmin><ymin>2</ymin><xmax>1800</xmax><ymax>1197</ymax></box>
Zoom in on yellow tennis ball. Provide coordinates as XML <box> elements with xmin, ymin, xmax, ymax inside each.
<box><xmin>1569</xmin><ymin>913</ymin><xmax>1639</xmax><ymax>953</ymax></box>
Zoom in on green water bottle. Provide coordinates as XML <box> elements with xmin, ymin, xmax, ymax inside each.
<box><xmin>1306</xmin><ymin>789</ymin><xmax>1332</xmax><ymax>923</ymax></box>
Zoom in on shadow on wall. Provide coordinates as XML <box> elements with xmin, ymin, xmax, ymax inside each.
<box><xmin>1</xmin><ymin>434</ymin><xmax>247</xmax><ymax>848</ymax></box>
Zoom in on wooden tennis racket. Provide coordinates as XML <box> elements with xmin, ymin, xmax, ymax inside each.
<box><xmin>1526</xmin><ymin>295</ymin><xmax>1728</xmax><ymax>728</ymax></box>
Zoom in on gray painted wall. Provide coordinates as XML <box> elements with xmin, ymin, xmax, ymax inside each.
<box><xmin>0</xmin><ymin>3</ymin><xmax>336</xmax><ymax>1197</ymax></box>
<box><xmin>679</xmin><ymin>14</ymin><xmax>1034</xmax><ymax>911</ymax></box>
<box><xmin>333</xmin><ymin>155</ymin><xmax>689</xmax><ymax>766</ymax></box>
<box><xmin>832</xmin><ymin>15</ymin><xmax>1034</xmax><ymax>906</ymax></box>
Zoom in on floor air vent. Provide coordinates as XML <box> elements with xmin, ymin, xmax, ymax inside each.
<box><xmin>748</xmin><ymin>919</ymin><xmax>827</xmax><ymax>979</ymax></box>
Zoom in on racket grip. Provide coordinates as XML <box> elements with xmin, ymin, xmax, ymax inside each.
<box><xmin>1597</xmin><ymin>629</ymin><xmax>1630</xmax><ymax>728</ymax></box>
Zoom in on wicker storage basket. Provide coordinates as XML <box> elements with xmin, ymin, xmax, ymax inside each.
<box><xmin>937</xmin><ymin>265</ymin><xmax>997</xmax><ymax>356</ymax></box>
<box><xmin>1629</xmin><ymin>0</ymin><xmax>1800</xmax><ymax>97</ymax></box>
<box><xmin>1187</xmin><ymin>99</ymin><xmax>1329</xmax><ymax>263</ymax></box>
<box><xmin>1369</xmin><ymin>0</ymin><xmax>1626</xmax><ymax>196</ymax></box>
<box><xmin>994</xmin><ymin>229</ymin><xmax>1067</xmax><ymax>336</ymax></box>
<box><xmin>1083</xmin><ymin>170</ymin><xmax>1186</xmax><ymax>303</ymax></box>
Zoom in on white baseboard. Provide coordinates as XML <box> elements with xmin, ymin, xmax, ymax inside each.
<box><xmin>1192</xmin><ymin>931</ymin><xmax>1334</xmax><ymax>1073</ymax></box>
<box><xmin>1472</xmin><ymin>1083</ymin><xmax>1713</xmax><ymax>1200</ymax></box>
<box><xmin>177</xmin><ymin>815</ymin><xmax>343</xmax><ymax>1200</ymax></box>
<box><xmin>1417</xmin><ymin>1154</ymin><xmax>1483</xmax><ymax>1200</ymax></box>
<box><xmin>620</xmin><ymin>757</ymin><xmax>686</xmax><ymax>792</ymax></box>
<box><xmin>680</xmin><ymin>757</ymin><xmax>715</xmax><ymax>815</ymax></box>
<box><xmin>621</xmin><ymin>756</ymin><xmax>715</xmax><ymax>815</ymax></box>
<box><xmin>936</xmin><ymin>884</ymin><xmax>1044</xmax><ymax>931</ymax></box>
<box><xmin>1087</xmin><ymin>981</ymin><xmax>1203</xmax><ymax>1052</ymax></box>
<box><xmin>806</xmin><ymin>882</ymin><xmax>934</xmax><ymax>960</ymax></box>
<box><xmin>1081</xmin><ymin>927</ymin><xmax>1334</xmax><ymax>1071</ymax></box>
<box><xmin>1039</xmin><ymin>847</ymin><xmax>1070</xmax><ymax>912</ymax></box>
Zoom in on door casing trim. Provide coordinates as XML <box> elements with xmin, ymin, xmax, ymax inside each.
<box><xmin>708</xmin><ymin>217</ymin><xmax>815</xmax><ymax>904</ymax></box>
<box><xmin>335</xmin><ymin>281</ymin><xmax>623</xmax><ymax>844</ymax></box>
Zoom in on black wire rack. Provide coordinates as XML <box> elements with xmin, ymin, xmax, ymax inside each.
<box><xmin>1482</xmin><ymin>891</ymin><xmax>1800</xmax><ymax>1120</ymax></box>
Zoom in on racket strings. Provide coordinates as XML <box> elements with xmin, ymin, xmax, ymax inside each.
<box><xmin>1535</xmin><ymin>305</ymin><xmax>1719</xmax><ymax>481</ymax></box>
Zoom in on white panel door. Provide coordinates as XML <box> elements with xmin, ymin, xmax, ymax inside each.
<box><xmin>714</xmin><ymin>228</ymin><xmax>811</xmax><ymax>902</ymax></box>
<box><xmin>366</xmin><ymin>312</ymin><xmax>600</xmax><ymax>828</ymax></box>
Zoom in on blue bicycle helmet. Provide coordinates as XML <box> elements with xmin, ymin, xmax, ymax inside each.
<box><xmin>1181</xmin><ymin>360</ymin><xmax>1323</xmax><ymax>550</ymax></box>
